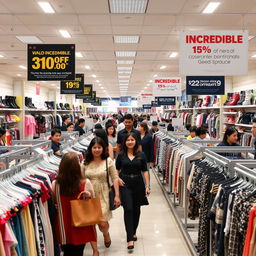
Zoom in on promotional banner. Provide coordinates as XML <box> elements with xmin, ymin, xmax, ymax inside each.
<box><xmin>28</xmin><ymin>44</ymin><xmax>75</xmax><ymax>81</ymax></box>
<box><xmin>186</xmin><ymin>76</ymin><xmax>225</xmax><ymax>95</ymax></box>
<box><xmin>153</xmin><ymin>77</ymin><xmax>181</xmax><ymax>97</ymax></box>
<box><xmin>60</xmin><ymin>74</ymin><xmax>84</xmax><ymax>94</ymax></box>
<box><xmin>179</xmin><ymin>30</ymin><xmax>248</xmax><ymax>75</ymax></box>
<box><xmin>138</xmin><ymin>94</ymin><xmax>154</xmax><ymax>107</ymax></box>
<box><xmin>157</xmin><ymin>97</ymin><xmax>176</xmax><ymax>106</ymax></box>
<box><xmin>143</xmin><ymin>104</ymin><xmax>152</xmax><ymax>109</ymax></box>
<box><xmin>93</xmin><ymin>97</ymin><xmax>102</xmax><ymax>106</ymax></box>
<box><xmin>75</xmin><ymin>84</ymin><xmax>93</xmax><ymax>99</ymax></box>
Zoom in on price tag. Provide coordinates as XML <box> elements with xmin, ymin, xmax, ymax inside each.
<box><xmin>27</xmin><ymin>44</ymin><xmax>75</xmax><ymax>81</ymax></box>
<box><xmin>60</xmin><ymin>74</ymin><xmax>84</xmax><ymax>94</ymax></box>
<box><xmin>76</xmin><ymin>84</ymin><xmax>93</xmax><ymax>99</ymax></box>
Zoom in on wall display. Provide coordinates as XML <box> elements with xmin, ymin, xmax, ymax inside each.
<box><xmin>143</xmin><ymin>104</ymin><xmax>152</xmax><ymax>109</ymax></box>
<box><xmin>153</xmin><ymin>77</ymin><xmax>181</xmax><ymax>97</ymax></box>
<box><xmin>186</xmin><ymin>76</ymin><xmax>225</xmax><ymax>95</ymax></box>
<box><xmin>157</xmin><ymin>97</ymin><xmax>176</xmax><ymax>106</ymax></box>
<box><xmin>60</xmin><ymin>74</ymin><xmax>84</xmax><ymax>94</ymax></box>
<box><xmin>76</xmin><ymin>84</ymin><xmax>93</xmax><ymax>99</ymax></box>
<box><xmin>180</xmin><ymin>30</ymin><xmax>248</xmax><ymax>75</ymax></box>
<box><xmin>28</xmin><ymin>44</ymin><xmax>75</xmax><ymax>81</ymax></box>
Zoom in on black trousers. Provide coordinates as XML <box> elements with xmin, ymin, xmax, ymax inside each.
<box><xmin>62</xmin><ymin>244</ymin><xmax>85</xmax><ymax>256</ymax></box>
<box><xmin>121</xmin><ymin>186</ymin><xmax>141</xmax><ymax>242</ymax></box>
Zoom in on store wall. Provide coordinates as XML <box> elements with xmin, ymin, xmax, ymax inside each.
<box><xmin>0</xmin><ymin>74</ymin><xmax>14</xmax><ymax>96</ymax></box>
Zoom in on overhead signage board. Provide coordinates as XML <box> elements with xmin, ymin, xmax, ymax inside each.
<box><xmin>153</xmin><ymin>77</ymin><xmax>182</xmax><ymax>97</ymax></box>
<box><xmin>143</xmin><ymin>104</ymin><xmax>152</xmax><ymax>109</ymax></box>
<box><xmin>75</xmin><ymin>84</ymin><xmax>93</xmax><ymax>99</ymax></box>
<box><xmin>27</xmin><ymin>44</ymin><xmax>75</xmax><ymax>81</ymax></box>
<box><xmin>186</xmin><ymin>76</ymin><xmax>225</xmax><ymax>95</ymax></box>
<box><xmin>93</xmin><ymin>97</ymin><xmax>102</xmax><ymax>106</ymax></box>
<box><xmin>151</xmin><ymin>101</ymin><xmax>158</xmax><ymax>107</ymax></box>
<box><xmin>120</xmin><ymin>96</ymin><xmax>132</xmax><ymax>106</ymax></box>
<box><xmin>179</xmin><ymin>30</ymin><xmax>248</xmax><ymax>75</ymax></box>
<box><xmin>157</xmin><ymin>97</ymin><xmax>176</xmax><ymax>106</ymax></box>
<box><xmin>60</xmin><ymin>74</ymin><xmax>84</xmax><ymax>94</ymax></box>
<box><xmin>138</xmin><ymin>94</ymin><xmax>154</xmax><ymax>107</ymax></box>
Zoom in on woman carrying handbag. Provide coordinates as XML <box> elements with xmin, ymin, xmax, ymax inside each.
<box><xmin>81</xmin><ymin>137</ymin><xmax>120</xmax><ymax>248</ymax></box>
<box><xmin>116</xmin><ymin>132</ymin><xmax>150</xmax><ymax>251</ymax></box>
<box><xmin>52</xmin><ymin>152</ymin><xmax>98</xmax><ymax>256</ymax></box>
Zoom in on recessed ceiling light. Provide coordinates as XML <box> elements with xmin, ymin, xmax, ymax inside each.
<box><xmin>248</xmin><ymin>35</ymin><xmax>256</xmax><ymax>41</ymax></box>
<box><xmin>119</xmin><ymin>80</ymin><xmax>129</xmax><ymax>83</ymax></box>
<box><xmin>160</xmin><ymin>65</ymin><xmax>166</xmax><ymax>70</ymax></box>
<box><xmin>116</xmin><ymin>60</ymin><xmax>135</xmax><ymax>65</ymax></box>
<box><xmin>118</xmin><ymin>71</ymin><xmax>132</xmax><ymax>74</ymax></box>
<box><xmin>153</xmin><ymin>74</ymin><xmax>158</xmax><ymax>77</ymax></box>
<box><xmin>169</xmin><ymin>52</ymin><xmax>178</xmax><ymax>58</ymax></box>
<box><xmin>202</xmin><ymin>2</ymin><xmax>220</xmax><ymax>14</ymax></box>
<box><xmin>85</xmin><ymin>65</ymin><xmax>91</xmax><ymax>70</ymax></box>
<box><xmin>92</xmin><ymin>74</ymin><xmax>97</xmax><ymax>78</ymax></box>
<box><xmin>109</xmin><ymin>0</ymin><xmax>148</xmax><ymax>13</ymax></box>
<box><xmin>17</xmin><ymin>74</ymin><xmax>22</xmax><ymax>77</ymax></box>
<box><xmin>101</xmin><ymin>87</ymin><xmax>104</xmax><ymax>89</ymax></box>
<box><xmin>76</xmin><ymin>52</ymin><xmax>83</xmax><ymax>58</ymax></box>
<box><xmin>96</xmin><ymin>80</ymin><xmax>100</xmax><ymax>83</ymax></box>
<box><xmin>59</xmin><ymin>29</ymin><xmax>71</xmax><ymax>38</ymax></box>
<box><xmin>57</xmin><ymin>86</ymin><xmax>60</xmax><ymax>89</ymax></box>
<box><xmin>141</xmin><ymin>90</ymin><xmax>144</xmax><ymax>93</ymax></box>
<box><xmin>38</xmin><ymin>2</ymin><xmax>55</xmax><ymax>13</ymax></box>
<box><xmin>114</xmin><ymin>36</ymin><xmax>140</xmax><ymax>44</ymax></box>
<box><xmin>115</xmin><ymin>51</ymin><xmax>136</xmax><ymax>57</ymax></box>
<box><xmin>16</xmin><ymin>36</ymin><xmax>42</xmax><ymax>44</ymax></box>
<box><xmin>0</xmin><ymin>54</ymin><xmax>4</xmax><ymax>58</ymax></box>
<box><xmin>144</xmin><ymin>87</ymin><xmax>147</xmax><ymax>89</ymax></box>
<box><xmin>117</xmin><ymin>67</ymin><xmax>133</xmax><ymax>70</ymax></box>
<box><xmin>149</xmin><ymin>80</ymin><xmax>153</xmax><ymax>82</ymax></box>
<box><xmin>19</xmin><ymin>65</ymin><xmax>27</xmax><ymax>70</ymax></box>
<box><xmin>252</xmin><ymin>54</ymin><xmax>256</xmax><ymax>58</ymax></box>
<box><xmin>119</xmin><ymin>76</ymin><xmax>130</xmax><ymax>78</ymax></box>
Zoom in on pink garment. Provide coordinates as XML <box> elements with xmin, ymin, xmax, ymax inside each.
<box><xmin>0</xmin><ymin>223</ymin><xmax>16</xmax><ymax>256</ymax></box>
<box><xmin>24</xmin><ymin>115</ymin><xmax>36</xmax><ymax>137</ymax></box>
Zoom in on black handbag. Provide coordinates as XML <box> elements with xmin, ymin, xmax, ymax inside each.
<box><xmin>106</xmin><ymin>159</ymin><xmax>118</xmax><ymax>210</ymax></box>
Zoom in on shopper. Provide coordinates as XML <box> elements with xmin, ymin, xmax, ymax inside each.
<box><xmin>0</xmin><ymin>128</ymin><xmax>6</xmax><ymax>146</ymax></box>
<box><xmin>67</xmin><ymin>122</ymin><xmax>74</xmax><ymax>131</ymax></box>
<box><xmin>251</xmin><ymin>118</ymin><xmax>256</xmax><ymax>159</ymax></box>
<box><xmin>116</xmin><ymin>133</ymin><xmax>150</xmax><ymax>251</ymax></box>
<box><xmin>51</xmin><ymin>128</ymin><xmax>62</xmax><ymax>157</ymax></box>
<box><xmin>52</xmin><ymin>152</ymin><xmax>98</xmax><ymax>256</ymax></box>
<box><xmin>167</xmin><ymin>119</ymin><xmax>174</xmax><ymax>132</ymax></box>
<box><xmin>61</xmin><ymin>115</ymin><xmax>71</xmax><ymax>131</ymax></box>
<box><xmin>187</xmin><ymin>126</ymin><xmax>197</xmax><ymax>140</ymax></box>
<box><xmin>117</xmin><ymin>114</ymin><xmax>141</xmax><ymax>153</ymax></box>
<box><xmin>106</xmin><ymin>122</ymin><xmax>117</xmax><ymax>151</ymax></box>
<box><xmin>93</xmin><ymin>116</ymin><xmax>100</xmax><ymax>127</ymax></box>
<box><xmin>75</xmin><ymin>118</ymin><xmax>86</xmax><ymax>136</ymax></box>
<box><xmin>117</xmin><ymin>117</ymin><xmax>125</xmax><ymax>132</ymax></box>
<box><xmin>149</xmin><ymin>121</ymin><xmax>159</xmax><ymax>135</ymax></box>
<box><xmin>217</xmin><ymin>127</ymin><xmax>240</xmax><ymax>146</ymax></box>
<box><xmin>137</xmin><ymin>122</ymin><xmax>154</xmax><ymax>168</ymax></box>
<box><xmin>94</xmin><ymin>123</ymin><xmax>103</xmax><ymax>130</ymax></box>
<box><xmin>82</xmin><ymin>137</ymin><xmax>120</xmax><ymax>249</ymax></box>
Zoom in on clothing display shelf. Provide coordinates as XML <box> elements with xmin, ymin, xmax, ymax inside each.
<box><xmin>25</xmin><ymin>109</ymin><xmax>55</xmax><ymax>112</ymax></box>
<box><xmin>223</xmin><ymin>105</ymin><xmax>256</xmax><ymax>109</ymax></box>
<box><xmin>223</xmin><ymin>112</ymin><xmax>238</xmax><ymax>115</ymax></box>
<box><xmin>0</xmin><ymin>108</ymin><xmax>22</xmax><ymax>111</ymax></box>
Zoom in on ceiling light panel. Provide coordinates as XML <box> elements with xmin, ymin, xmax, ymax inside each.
<box><xmin>115</xmin><ymin>51</ymin><xmax>136</xmax><ymax>57</ymax></box>
<box><xmin>119</xmin><ymin>76</ymin><xmax>130</xmax><ymax>78</ymax></box>
<box><xmin>118</xmin><ymin>71</ymin><xmax>132</xmax><ymax>74</ymax></box>
<box><xmin>59</xmin><ymin>30</ymin><xmax>71</xmax><ymax>38</ymax></box>
<box><xmin>109</xmin><ymin>0</ymin><xmax>148</xmax><ymax>13</ymax></box>
<box><xmin>116</xmin><ymin>60</ymin><xmax>135</xmax><ymax>64</ymax></box>
<box><xmin>76</xmin><ymin>52</ymin><xmax>83</xmax><ymax>58</ymax></box>
<box><xmin>248</xmin><ymin>36</ymin><xmax>256</xmax><ymax>41</ymax></box>
<box><xmin>160</xmin><ymin>65</ymin><xmax>166</xmax><ymax>70</ymax></box>
<box><xmin>85</xmin><ymin>65</ymin><xmax>91</xmax><ymax>70</ymax></box>
<box><xmin>117</xmin><ymin>67</ymin><xmax>133</xmax><ymax>70</ymax></box>
<box><xmin>202</xmin><ymin>2</ymin><xmax>220</xmax><ymax>14</ymax></box>
<box><xmin>19</xmin><ymin>65</ymin><xmax>27</xmax><ymax>70</ymax></box>
<box><xmin>114</xmin><ymin>36</ymin><xmax>140</xmax><ymax>44</ymax></box>
<box><xmin>252</xmin><ymin>54</ymin><xmax>256</xmax><ymax>58</ymax></box>
<box><xmin>119</xmin><ymin>80</ymin><xmax>129</xmax><ymax>83</ymax></box>
<box><xmin>0</xmin><ymin>55</ymin><xmax>4</xmax><ymax>58</ymax></box>
<box><xmin>16</xmin><ymin>36</ymin><xmax>42</xmax><ymax>44</ymax></box>
<box><xmin>38</xmin><ymin>2</ymin><xmax>55</xmax><ymax>13</ymax></box>
<box><xmin>169</xmin><ymin>52</ymin><xmax>178</xmax><ymax>58</ymax></box>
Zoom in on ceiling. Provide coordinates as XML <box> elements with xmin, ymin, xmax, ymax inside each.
<box><xmin>0</xmin><ymin>0</ymin><xmax>256</xmax><ymax>97</ymax></box>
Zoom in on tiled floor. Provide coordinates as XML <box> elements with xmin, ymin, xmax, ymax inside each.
<box><xmin>84</xmin><ymin>173</ymin><xmax>192</xmax><ymax>256</ymax></box>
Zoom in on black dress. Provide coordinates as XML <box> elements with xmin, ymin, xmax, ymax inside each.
<box><xmin>116</xmin><ymin>151</ymin><xmax>149</xmax><ymax>206</ymax></box>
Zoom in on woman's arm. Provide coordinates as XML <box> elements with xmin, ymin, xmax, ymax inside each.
<box><xmin>142</xmin><ymin>171</ymin><xmax>150</xmax><ymax>196</ymax></box>
<box><xmin>108</xmin><ymin>144</ymin><xmax>114</xmax><ymax>160</ymax></box>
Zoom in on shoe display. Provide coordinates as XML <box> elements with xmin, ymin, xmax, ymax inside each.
<box><xmin>227</xmin><ymin>93</ymin><xmax>240</xmax><ymax>106</ymax></box>
<box><xmin>252</xmin><ymin>89</ymin><xmax>256</xmax><ymax>105</ymax></box>
<box><xmin>224</xmin><ymin>93</ymin><xmax>232</xmax><ymax>105</ymax></box>
<box><xmin>237</xmin><ymin>91</ymin><xmax>245</xmax><ymax>105</ymax></box>
<box><xmin>243</xmin><ymin>90</ymin><xmax>253</xmax><ymax>105</ymax></box>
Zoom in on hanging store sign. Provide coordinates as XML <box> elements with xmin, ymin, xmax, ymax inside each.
<box><xmin>179</xmin><ymin>30</ymin><xmax>248</xmax><ymax>75</ymax></box>
<box><xmin>157</xmin><ymin>97</ymin><xmax>176</xmax><ymax>106</ymax></box>
<box><xmin>151</xmin><ymin>101</ymin><xmax>158</xmax><ymax>107</ymax></box>
<box><xmin>75</xmin><ymin>84</ymin><xmax>93</xmax><ymax>99</ymax></box>
<box><xmin>27</xmin><ymin>44</ymin><xmax>75</xmax><ymax>81</ymax></box>
<box><xmin>60</xmin><ymin>74</ymin><xmax>84</xmax><ymax>94</ymax></box>
<box><xmin>153</xmin><ymin>77</ymin><xmax>182</xmax><ymax>97</ymax></box>
<box><xmin>186</xmin><ymin>76</ymin><xmax>225</xmax><ymax>95</ymax></box>
<box><xmin>143</xmin><ymin>104</ymin><xmax>152</xmax><ymax>109</ymax></box>
<box><xmin>93</xmin><ymin>98</ymin><xmax>102</xmax><ymax>106</ymax></box>
<box><xmin>138</xmin><ymin>94</ymin><xmax>154</xmax><ymax>107</ymax></box>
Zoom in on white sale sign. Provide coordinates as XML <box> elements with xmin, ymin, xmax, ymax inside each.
<box><xmin>138</xmin><ymin>94</ymin><xmax>154</xmax><ymax>107</ymax></box>
<box><xmin>179</xmin><ymin>30</ymin><xmax>248</xmax><ymax>76</ymax></box>
<box><xmin>153</xmin><ymin>77</ymin><xmax>181</xmax><ymax>97</ymax></box>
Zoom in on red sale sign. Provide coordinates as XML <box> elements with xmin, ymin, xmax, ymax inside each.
<box><xmin>153</xmin><ymin>77</ymin><xmax>181</xmax><ymax>97</ymax></box>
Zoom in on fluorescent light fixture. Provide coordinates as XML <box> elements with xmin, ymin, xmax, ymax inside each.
<box><xmin>114</xmin><ymin>36</ymin><xmax>139</xmax><ymax>44</ymax></box>
<box><xmin>202</xmin><ymin>2</ymin><xmax>220</xmax><ymax>14</ymax></box>
<box><xmin>17</xmin><ymin>74</ymin><xmax>22</xmax><ymax>77</ymax></box>
<box><xmin>119</xmin><ymin>76</ymin><xmax>130</xmax><ymax>78</ymax></box>
<box><xmin>249</xmin><ymin>35</ymin><xmax>256</xmax><ymax>41</ymax></box>
<box><xmin>85</xmin><ymin>65</ymin><xmax>91</xmax><ymax>70</ymax></box>
<box><xmin>115</xmin><ymin>51</ymin><xmax>136</xmax><ymax>57</ymax></box>
<box><xmin>119</xmin><ymin>80</ymin><xmax>129</xmax><ymax>83</ymax></box>
<box><xmin>109</xmin><ymin>0</ymin><xmax>148</xmax><ymax>13</ymax></box>
<box><xmin>92</xmin><ymin>74</ymin><xmax>97</xmax><ymax>78</ymax></box>
<box><xmin>101</xmin><ymin>87</ymin><xmax>104</xmax><ymax>89</ymax></box>
<box><xmin>117</xmin><ymin>66</ymin><xmax>133</xmax><ymax>70</ymax></box>
<box><xmin>38</xmin><ymin>2</ymin><xmax>55</xmax><ymax>13</ymax></box>
<box><xmin>117</xmin><ymin>60</ymin><xmax>134</xmax><ymax>64</ymax></box>
<box><xmin>118</xmin><ymin>71</ymin><xmax>132</xmax><ymax>74</ymax></box>
<box><xmin>144</xmin><ymin>87</ymin><xmax>147</xmax><ymax>89</ymax></box>
<box><xmin>149</xmin><ymin>80</ymin><xmax>152</xmax><ymax>82</ymax></box>
<box><xmin>153</xmin><ymin>74</ymin><xmax>158</xmax><ymax>77</ymax></box>
<box><xmin>160</xmin><ymin>65</ymin><xmax>166</xmax><ymax>70</ymax></box>
<box><xmin>169</xmin><ymin>52</ymin><xmax>178</xmax><ymax>58</ymax></box>
<box><xmin>252</xmin><ymin>54</ymin><xmax>256</xmax><ymax>58</ymax></box>
<box><xmin>96</xmin><ymin>80</ymin><xmax>100</xmax><ymax>83</ymax></box>
<box><xmin>16</xmin><ymin>36</ymin><xmax>42</xmax><ymax>43</ymax></box>
<box><xmin>141</xmin><ymin>90</ymin><xmax>144</xmax><ymax>93</ymax></box>
<box><xmin>76</xmin><ymin>52</ymin><xmax>83</xmax><ymax>58</ymax></box>
<box><xmin>0</xmin><ymin>54</ymin><xmax>4</xmax><ymax>58</ymax></box>
<box><xmin>59</xmin><ymin>29</ymin><xmax>71</xmax><ymax>38</ymax></box>
<box><xmin>19</xmin><ymin>65</ymin><xmax>27</xmax><ymax>70</ymax></box>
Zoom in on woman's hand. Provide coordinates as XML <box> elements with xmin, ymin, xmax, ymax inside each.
<box><xmin>82</xmin><ymin>191</ymin><xmax>91</xmax><ymax>199</ymax></box>
<box><xmin>118</xmin><ymin>178</ymin><xmax>125</xmax><ymax>187</ymax></box>
<box><xmin>146</xmin><ymin>187</ymin><xmax>150</xmax><ymax>197</ymax></box>
<box><xmin>114</xmin><ymin>196</ymin><xmax>121</xmax><ymax>207</ymax></box>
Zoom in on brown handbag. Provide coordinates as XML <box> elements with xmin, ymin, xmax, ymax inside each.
<box><xmin>70</xmin><ymin>191</ymin><xmax>103</xmax><ymax>227</ymax></box>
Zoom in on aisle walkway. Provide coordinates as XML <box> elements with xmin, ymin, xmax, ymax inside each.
<box><xmin>84</xmin><ymin>172</ymin><xmax>191</xmax><ymax>256</ymax></box>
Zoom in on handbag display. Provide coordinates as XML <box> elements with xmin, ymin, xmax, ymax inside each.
<box><xmin>70</xmin><ymin>191</ymin><xmax>103</xmax><ymax>227</ymax></box>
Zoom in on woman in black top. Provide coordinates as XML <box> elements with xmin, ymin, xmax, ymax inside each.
<box><xmin>116</xmin><ymin>133</ymin><xmax>150</xmax><ymax>251</ymax></box>
<box><xmin>217</xmin><ymin>127</ymin><xmax>240</xmax><ymax>147</ymax></box>
<box><xmin>137</xmin><ymin>122</ymin><xmax>154</xmax><ymax>168</ymax></box>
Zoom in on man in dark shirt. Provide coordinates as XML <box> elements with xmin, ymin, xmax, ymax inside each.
<box><xmin>149</xmin><ymin>121</ymin><xmax>159</xmax><ymax>136</ymax></box>
<box><xmin>117</xmin><ymin>113</ymin><xmax>141</xmax><ymax>153</ymax></box>
<box><xmin>75</xmin><ymin>118</ymin><xmax>86</xmax><ymax>136</ymax></box>
<box><xmin>251</xmin><ymin>118</ymin><xmax>256</xmax><ymax>159</ymax></box>
<box><xmin>61</xmin><ymin>115</ymin><xmax>71</xmax><ymax>131</ymax></box>
<box><xmin>167</xmin><ymin>119</ymin><xmax>174</xmax><ymax>132</ymax></box>
<box><xmin>51</xmin><ymin>128</ymin><xmax>62</xmax><ymax>156</ymax></box>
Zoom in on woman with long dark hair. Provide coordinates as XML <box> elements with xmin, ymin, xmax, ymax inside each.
<box><xmin>116</xmin><ymin>133</ymin><xmax>150</xmax><ymax>251</ymax></box>
<box><xmin>218</xmin><ymin>127</ymin><xmax>239</xmax><ymax>146</ymax></box>
<box><xmin>81</xmin><ymin>137</ymin><xmax>120</xmax><ymax>248</ymax></box>
<box><xmin>106</xmin><ymin>122</ymin><xmax>117</xmax><ymax>156</ymax></box>
<box><xmin>52</xmin><ymin>152</ymin><xmax>98</xmax><ymax>256</ymax></box>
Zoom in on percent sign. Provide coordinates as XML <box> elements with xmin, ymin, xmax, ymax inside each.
<box><xmin>192</xmin><ymin>46</ymin><xmax>212</xmax><ymax>54</ymax></box>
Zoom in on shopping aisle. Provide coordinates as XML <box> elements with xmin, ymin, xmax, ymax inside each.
<box><xmin>84</xmin><ymin>172</ymin><xmax>191</xmax><ymax>256</ymax></box>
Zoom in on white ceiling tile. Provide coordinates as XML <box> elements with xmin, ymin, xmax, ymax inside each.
<box><xmin>81</xmin><ymin>25</ymin><xmax>113</xmax><ymax>34</ymax></box>
<box><xmin>143</xmin><ymin>15</ymin><xmax>175</xmax><ymax>26</ymax></box>
<box><xmin>79</xmin><ymin>15</ymin><xmax>111</xmax><ymax>25</ymax></box>
<box><xmin>147</xmin><ymin>0</ymin><xmax>186</xmax><ymax>14</ymax></box>
<box><xmin>138</xmin><ymin>36</ymin><xmax>167</xmax><ymax>50</ymax></box>
<box><xmin>216</xmin><ymin>0</ymin><xmax>255</xmax><ymax>13</ymax></box>
<box><xmin>111</xmin><ymin>15</ymin><xmax>144</xmax><ymax>25</ymax></box>
<box><xmin>70</xmin><ymin>0</ymin><xmax>109</xmax><ymax>14</ymax></box>
<box><xmin>112</xmin><ymin>26</ymin><xmax>142</xmax><ymax>34</ymax></box>
<box><xmin>141</xmin><ymin>26</ymin><xmax>171</xmax><ymax>35</ymax></box>
<box><xmin>1</xmin><ymin>0</ymin><xmax>41</xmax><ymax>13</ymax></box>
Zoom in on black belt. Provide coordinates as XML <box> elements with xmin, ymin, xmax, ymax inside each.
<box><xmin>121</xmin><ymin>173</ymin><xmax>141</xmax><ymax>178</ymax></box>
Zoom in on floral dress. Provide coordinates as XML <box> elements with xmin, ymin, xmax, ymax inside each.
<box><xmin>81</xmin><ymin>157</ymin><xmax>118</xmax><ymax>221</ymax></box>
